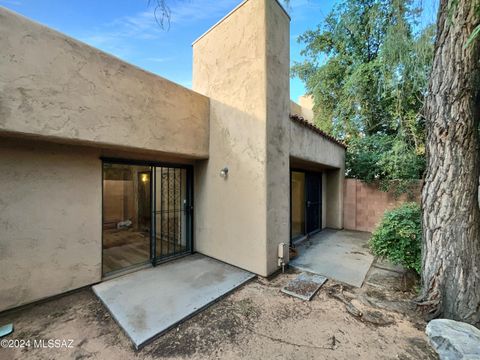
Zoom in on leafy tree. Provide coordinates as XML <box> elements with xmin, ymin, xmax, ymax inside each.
<box><xmin>293</xmin><ymin>0</ymin><xmax>433</xmax><ymax>141</ymax></box>
<box><xmin>292</xmin><ymin>0</ymin><xmax>434</xmax><ymax>187</ymax></box>
<box><xmin>346</xmin><ymin>133</ymin><xmax>424</xmax><ymax>194</ymax></box>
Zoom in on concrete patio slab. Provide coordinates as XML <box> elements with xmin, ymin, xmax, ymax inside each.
<box><xmin>290</xmin><ymin>230</ymin><xmax>374</xmax><ymax>287</ymax></box>
<box><xmin>92</xmin><ymin>254</ymin><xmax>255</xmax><ymax>349</ymax></box>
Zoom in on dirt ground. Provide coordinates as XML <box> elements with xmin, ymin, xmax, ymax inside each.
<box><xmin>0</xmin><ymin>261</ymin><xmax>437</xmax><ymax>360</ymax></box>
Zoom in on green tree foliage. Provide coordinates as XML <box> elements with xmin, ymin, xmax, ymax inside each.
<box><xmin>370</xmin><ymin>202</ymin><xmax>422</xmax><ymax>273</ymax></box>
<box><xmin>345</xmin><ymin>134</ymin><xmax>425</xmax><ymax>194</ymax></box>
<box><xmin>292</xmin><ymin>0</ymin><xmax>435</xmax><ymax>185</ymax></box>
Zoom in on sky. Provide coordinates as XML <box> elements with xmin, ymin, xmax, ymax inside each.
<box><xmin>0</xmin><ymin>0</ymin><xmax>438</xmax><ymax>101</ymax></box>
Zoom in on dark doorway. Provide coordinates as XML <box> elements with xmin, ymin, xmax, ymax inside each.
<box><xmin>290</xmin><ymin>170</ymin><xmax>322</xmax><ymax>242</ymax></box>
<box><xmin>305</xmin><ymin>172</ymin><xmax>322</xmax><ymax>234</ymax></box>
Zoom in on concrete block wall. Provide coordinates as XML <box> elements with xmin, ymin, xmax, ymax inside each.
<box><xmin>343</xmin><ymin>179</ymin><xmax>421</xmax><ymax>233</ymax></box>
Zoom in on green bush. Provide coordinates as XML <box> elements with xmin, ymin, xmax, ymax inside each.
<box><xmin>370</xmin><ymin>202</ymin><xmax>422</xmax><ymax>274</ymax></box>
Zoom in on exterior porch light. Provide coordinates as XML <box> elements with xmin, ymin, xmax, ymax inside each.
<box><xmin>220</xmin><ymin>167</ymin><xmax>229</xmax><ymax>178</ymax></box>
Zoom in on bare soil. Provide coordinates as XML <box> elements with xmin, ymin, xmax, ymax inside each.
<box><xmin>0</xmin><ymin>261</ymin><xmax>437</xmax><ymax>360</ymax></box>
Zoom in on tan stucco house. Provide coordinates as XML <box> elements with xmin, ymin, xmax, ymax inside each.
<box><xmin>0</xmin><ymin>0</ymin><xmax>346</xmax><ymax>312</ymax></box>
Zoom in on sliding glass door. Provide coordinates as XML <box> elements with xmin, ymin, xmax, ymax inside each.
<box><xmin>102</xmin><ymin>160</ymin><xmax>192</xmax><ymax>276</ymax></box>
<box><xmin>291</xmin><ymin>171</ymin><xmax>306</xmax><ymax>238</ymax></box>
<box><xmin>102</xmin><ymin>163</ymin><xmax>152</xmax><ymax>274</ymax></box>
<box><xmin>290</xmin><ymin>170</ymin><xmax>322</xmax><ymax>242</ymax></box>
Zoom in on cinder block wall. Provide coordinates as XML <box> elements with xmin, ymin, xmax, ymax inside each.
<box><xmin>343</xmin><ymin>179</ymin><xmax>421</xmax><ymax>232</ymax></box>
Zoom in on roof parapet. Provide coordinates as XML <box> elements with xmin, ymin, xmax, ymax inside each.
<box><xmin>192</xmin><ymin>0</ymin><xmax>290</xmax><ymax>46</ymax></box>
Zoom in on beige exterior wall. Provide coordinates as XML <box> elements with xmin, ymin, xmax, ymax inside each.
<box><xmin>289</xmin><ymin>120</ymin><xmax>345</xmax><ymax>169</ymax></box>
<box><xmin>325</xmin><ymin>169</ymin><xmax>344</xmax><ymax>229</ymax></box>
<box><xmin>265</xmin><ymin>0</ymin><xmax>291</xmax><ymax>274</ymax></box>
<box><xmin>193</xmin><ymin>0</ymin><xmax>290</xmax><ymax>276</ymax></box>
<box><xmin>290</xmin><ymin>100</ymin><xmax>314</xmax><ymax>123</ymax></box>
<box><xmin>298</xmin><ymin>95</ymin><xmax>314</xmax><ymax>111</ymax></box>
<box><xmin>0</xmin><ymin>138</ymin><xmax>102</xmax><ymax>312</ymax></box>
<box><xmin>193</xmin><ymin>0</ymin><xmax>269</xmax><ymax>276</ymax></box>
<box><xmin>0</xmin><ymin>0</ymin><xmax>347</xmax><ymax>310</ymax></box>
<box><xmin>0</xmin><ymin>7</ymin><xmax>209</xmax><ymax>158</ymax></box>
<box><xmin>289</xmin><ymin>121</ymin><xmax>345</xmax><ymax>230</ymax></box>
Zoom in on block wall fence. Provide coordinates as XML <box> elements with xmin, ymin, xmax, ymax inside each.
<box><xmin>343</xmin><ymin>179</ymin><xmax>421</xmax><ymax>233</ymax></box>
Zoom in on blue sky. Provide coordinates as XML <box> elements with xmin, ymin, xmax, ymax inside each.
<box><xmin>0</xmin><ymin>0</ymin><xmax>437</xmax><ymax>101</ymax></box>
<box><xmin>0</xmin><ymin>0</ymin><xmax>339</xmax><ymax>101</ymax></box>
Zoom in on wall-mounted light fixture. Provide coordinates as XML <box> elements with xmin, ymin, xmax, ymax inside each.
<box><xmin>220</xmin><ymin>166</ymin><xmax>229</xmax><ymax>178</ymax></box>
<box><xmin>141</xmin><ymin>173</ymin><xmax>149</xmax><ymax>183</ymax></box>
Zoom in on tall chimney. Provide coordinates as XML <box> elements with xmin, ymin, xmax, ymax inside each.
<box><xmin>192</xmin><ymin>0</ymin><xmax>290</xmax><ymax>276</ymax></box>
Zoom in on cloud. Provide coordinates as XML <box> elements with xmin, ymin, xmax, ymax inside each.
<box><xmin>77</xmin><ymin>0</ymin><xmax>238</xmax><ymax>58</ymax></box>
<box><xmin>80</xmin><ymin>0</ymin><xmax>237</xmax><ymax>43</ymax></box>
<box><xmin>144</xmin><ymin>56</ymin><xmax>175</xmax><ymax>63</ymax></box>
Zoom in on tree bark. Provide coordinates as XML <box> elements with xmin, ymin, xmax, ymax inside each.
<box><xmin>421</xmin><ymin>0</ymin><xmax>480</xmax><ymax>325</ymax></box>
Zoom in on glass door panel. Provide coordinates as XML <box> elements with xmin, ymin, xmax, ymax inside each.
<box><xmin>102</xmin><ymin>163</ymin><xmax>151</xmax><ymax>275</ymax></box>
<box><xmin>291</xmin><ymin>171</ymin><xmax>306</xmax><ymax>238</ymax></box>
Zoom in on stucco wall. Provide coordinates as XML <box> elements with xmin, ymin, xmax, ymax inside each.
<box><xmin>290</xmin><ymin>100</ymin><xmax>314</xmax><ymax>123</ymax></box>
<box><xmin>0</xmin><ymin>7</ymin><xmax>209</xmax><ymax>158</ymax></box>
<box><xmin>325</xmin><ymin>169</ymin><xmax>344</xmax><ymax>229</ymax></box>
<box><xmin>289</xmin><ymin>120</ymin><xmax>345</xmax><ymax>169</ymax></box>
<box><xmin>265</xmin><ymin>0</ymin><xmax>291</xmax><ymax>274</ymax></box>
<box><xmin>192</xmin><ymin>0</ymin><xmax>269</xmax><ymax>275</ymax></box>
<box><xmin>289</xmin><ymin>122</ymin><xmax>345</xmax><ymax>230</ymax></box>
<box><xmin>0</xmin><ymin>138</ymin><xmax>102</xmax><ymax>312</ymax></box>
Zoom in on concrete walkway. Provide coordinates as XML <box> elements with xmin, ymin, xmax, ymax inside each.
<box><xmin>93</xmin><ymin>254</ymin><xmax>255</xmax><ymax>349</ymax></box>
<box><xmin>290</xmin><ymin>229</ymin><xmax>374</xmax><ymax>287</ymax></box>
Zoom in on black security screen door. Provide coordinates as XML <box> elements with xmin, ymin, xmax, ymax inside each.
<box><xmin>305</xmin><ymin>172</ymin><xmax>322</xmax><ymax>234</ymax></box>
<box><xmin>152</xmin><ymin>166</ymin><xmax>193</xmax><ymax>262</ymax></box>
<box><xmin>102</xmin><ymin>159</ymin><xmax>193</xmax><ymax>276</ymax></box>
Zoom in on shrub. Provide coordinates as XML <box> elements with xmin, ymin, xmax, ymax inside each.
<box><xmin>370</xmin><ymin>202</ymin><xmax>422</xmax><ymax>274</ymax></box>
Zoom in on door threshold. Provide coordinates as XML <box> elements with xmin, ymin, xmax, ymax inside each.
<box><xmin>102</xmin><ymin>262</ymin><xmax>152</xmax><ymax>282</ymax></box>
<box><xmin>292</xmin><ymin>229</ymin><xmax>323</xmax><ymax>247</ymax></box>
<box><xmin>153</xmin><ymin>251</ymin><xmax>192</xmax><ymax>266</ymax></box>
<box><xmin>292</xmin><ymin>235</ymin><xmax>308</xmax><ymax>246</ymax></box>
<box><xmin>102</xmin><ymin>252</ymin><xmax>194</xmax><ymax>282</ymax></box>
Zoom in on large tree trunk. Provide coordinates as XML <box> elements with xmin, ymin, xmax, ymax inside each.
<box><xmin>421</xmin><ymin>0</ymin><xmax>480</xmax><ymax>325</ymax></box>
